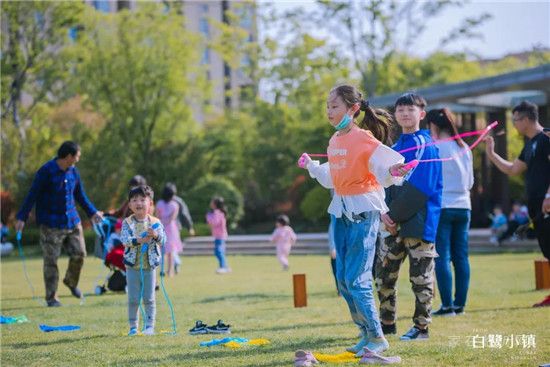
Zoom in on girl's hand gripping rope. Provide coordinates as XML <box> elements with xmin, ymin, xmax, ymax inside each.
<box><xmin>297</xmin><ymin>153</ymin><xmax>312</xmax><ymax>169</ymax></box>
<box><xmin>389</xmin><ymin>159</ymin><xmax>418</xmax><ymax>177</ymax></box>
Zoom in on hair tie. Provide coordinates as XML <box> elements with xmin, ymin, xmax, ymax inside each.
<box><xmin>360</xmin><ymin>99</ymin><xmax>369</xmax><ymax>111</ymax></box>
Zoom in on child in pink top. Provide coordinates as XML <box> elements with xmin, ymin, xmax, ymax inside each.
<box><xmin>155</xmin><ymin>184</ymin><xmax>183</xmax><ymax>277</ymax></box>
<box><xmin>206</xmin><ymin>197</ymin><xmax>230</xmax><ymax>274</ymax></box>
<box><xmin>270</xmin><ymin>215</ymin><xmax>297</xmax><ymax>270</ymax></box>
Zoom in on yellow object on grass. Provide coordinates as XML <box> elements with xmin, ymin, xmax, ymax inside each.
<box><xmin>223</xmin><ymin>338</ymin><xmax>271</xmax><ymax>349</ymax></box>
<box><xmin>247</xmin><ymin>338</ymin><xmax>270</xmax><ymax>346</ymax></box>
<box><xmin>313</xmin><ymin>351</ymin><xmax>359</xmax><ymax>363</ymax></box>
<box><xmin>224</xmin><ymin>341</ymin><xmax>243</xmax><ymax>349</ymax></box>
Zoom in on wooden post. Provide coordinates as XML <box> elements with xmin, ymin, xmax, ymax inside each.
<box><xmin>535</xmin><ymin>259</ymin><xmax>550</xmax><ymax>290</ymax></box>
<box><xmin>293</xmin><ymin>274</ymin><xmax>307</xmax><ymax>307</ymax></box>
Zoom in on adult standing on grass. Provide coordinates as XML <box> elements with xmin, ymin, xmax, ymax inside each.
<box><xmin>485</xmin><ymin>101</ymin><xmax>550</xmax><ymax>307</ymax></box>
<box><xmin>15</xmin><ymin>141</ymin><xmax>103</xmax><ymax>307</ymax></box>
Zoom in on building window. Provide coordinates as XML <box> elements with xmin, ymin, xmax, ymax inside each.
<box><xmin>201</xmin><ymin>4</ymin><xmax>209</xmax><ymax>13</ymax></box>
<box><xmin>93</xmin><ymin>0</ymin><xmax>111</xmax><ymax>13</ymax></box>
<box><xmin>201</xmin><ymin>48</ymin><xmax>210</xmax><ymax>64</ymax></box>
<box><xmin>199</xmin><ymin>18</ymin><xmax>209</xmax><ymax>36</ymax></box>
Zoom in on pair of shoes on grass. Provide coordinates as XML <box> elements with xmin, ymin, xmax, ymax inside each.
<box><xmin>188</xmin><ymin>320</ymin><xmax>231</xmax><ymax>335</ymax></box>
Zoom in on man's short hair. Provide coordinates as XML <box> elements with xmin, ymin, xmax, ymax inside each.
<box><xmin>57</xmin><ymin>141</ymin><xmax>80</xmax><ymax>159</ymax></box>
<box><xmin>128</xmin><ymin>185</ymin><xmax>154</xmax><ymax>201</ymax></box>
<box><xmin>512</xmin><ymin>101</ymin><xmax>538</xmax><ymax>122</ymax></box>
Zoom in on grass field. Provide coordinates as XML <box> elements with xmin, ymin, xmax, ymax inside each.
<box><xmin>1</xmin><ymin>252</ymin><xmax>549</xmax><ymax>366</ymax></box>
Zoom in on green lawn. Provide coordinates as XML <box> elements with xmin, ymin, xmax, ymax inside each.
<box><xmin>1</xmin><ymin>253</ymin><xmax>549</xmax><ymax>366</ymax></box>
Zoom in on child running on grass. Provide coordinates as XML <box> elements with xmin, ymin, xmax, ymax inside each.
<box><xmin>206</xmin><ymin>197</ymin><xmax>231</xmax><ymax>274</ymax></box>
<box><xmin>299</xmin><ymin>84</ymin><xmax>412</xmax><ymax>360</ymax></box>
<box><xmin>121</xmin><ymin>185</ymin><xmax>166</xmax><ymax>336</ymax></box>
<box><xmin>270</xmin><ymin>214</ymin><xmax>297</xmax><ymax>270</ymax></box>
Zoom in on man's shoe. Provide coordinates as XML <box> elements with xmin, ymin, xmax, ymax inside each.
<box><xmin>381</xmin><ymin>323</ymin><xmax>397</xmax><ymax>335</ymax></box>
<box><xmin>399</xmin><ymin>326</ymin><xmax>429</xmax><ymax>341</ymax></box>
<box><xmin>432</xmin><ymin>307</ymin><xmax>456</xmax><ymax>317</ymax></box>
<box><xmin>63</xmin><ymin>279</ymin><xmax>82</xmax><ymax>298</ymax></box>
<box><xmin>47</xmin><ymin>300</ymin><xmax>62</xmax><ymax>307</ymax></box>
<box><xmin>206</xmin><ymin>319</ymin><xmax>231</xmax><ymax>334</ymax></box>
<box><xmin>189</xmin><ymin>320</ymin><xmax>209</xmax><ymax>335</ymax></box>
<box><xmin>128</xmin><ymin>327</ymin><xmax>138</xmax><ymax>336</ymax></box>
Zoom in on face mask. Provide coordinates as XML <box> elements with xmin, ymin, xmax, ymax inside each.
<box><xmin>335</xmin><ymin>113</ymin><xmax>352</xmax><ymax>131</ymax></box>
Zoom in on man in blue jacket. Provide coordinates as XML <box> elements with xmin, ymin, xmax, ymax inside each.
<box><xmin>16</xmin><ymin>141</ymin><xmax>103</xmax><ymax>307</ymax></box>
<box><xmin>375</xmin><ymin>93</ymin><xmax>443</xmax><ymax>341</ymax></box>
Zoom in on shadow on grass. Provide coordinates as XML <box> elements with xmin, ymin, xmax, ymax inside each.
<box><xmin>120</xmin><ymin>336</ymin><xmax>344</xmax><ymax>366</ymax></box>
<box><xmin>465</xmin><ymin>305</ymin><xmax>536</xmax><ymax>313</ymax></box>
<box><xmin>196</xmin><ymin>293</ymin><xmax>291</xmax><ymax>304</ymax></box>
<box><xmin>238</xmin><ymin>321</ymin><xmax>345</xmax><ymax>334</ymax></box>
<box><xmin>7</xmin><ymin>334</ymin><xmax>109</xmax><ymax>349</ymax></box>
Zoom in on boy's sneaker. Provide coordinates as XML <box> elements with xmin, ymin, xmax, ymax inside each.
<box><xmin>189</xmin><ymin>320</ymin><xmax>209</xmax><ymax>335</ymax></box>
<box><xmin>346</xmin><ymin>337</ymin><xmax>368</xmax><ymax>354</ymax></box>
<box><xmin>432</xmin><ymin>307</ymin><xmax>456</xmax><ymax>317</ymax></box>
<box><xmin>399</xmin><ymin>326</ymin><xmax>429</xmax><ymax>341</ymax></box>
<box><xmin>453</xmin><ymin>306</ymin><xmax>465</xmax><ymax>315</ymax></box>
<box><xmin>206</xmin><ymin>319</ymin><xmax>231</xmax><ymax>334</ymax></box>
<box><xmin>381</xmin><ymin>323</ymin><xmax>397</xmax><ymax>335</ymax></box>
<box><xmin>142</xmin><ymin>326</ymin><xmax>155</xmax><ymax>335</ymax></box>
<box><xmin>128</xmin><ymin>327</ymin><xmax>138</xmax><ymax>336</ymax></box>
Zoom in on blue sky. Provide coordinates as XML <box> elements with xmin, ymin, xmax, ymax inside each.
<box><xmin>265</xmin><ymin>0</ymin><xmax>550</xmax><ymax>58</ymax></box>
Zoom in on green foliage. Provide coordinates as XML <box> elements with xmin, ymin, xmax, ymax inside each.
<box><xmin>185</xmin><ymin>175</ymin><xmax>244</xmax><ymax>229</ymax></box>
<box><xmin>68</xmin><ymin>3</ymin><xmax>206</xmax><ymax>210</ymax></box>
<box><xmin>300</xmin><ymin>186</ymin><xmax>331</xmax><ymax>223</ymax></box>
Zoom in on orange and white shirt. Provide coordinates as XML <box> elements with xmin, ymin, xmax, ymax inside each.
<box><xmin>307</xmin><ymin>125</ymin><xmax>404</xmax><ymax>219</ymax></box>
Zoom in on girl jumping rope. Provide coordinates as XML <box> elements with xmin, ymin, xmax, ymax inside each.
<box><xmin>298</xmin><ymin>85</ymin><xmax>412</xmax><ymax>361</ymax></box>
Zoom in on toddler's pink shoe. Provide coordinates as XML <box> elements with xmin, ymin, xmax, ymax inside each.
<box><xmin>294</xmin><ymin>350</ymin><xmax>318</xmax><ymax>367</ymax></box>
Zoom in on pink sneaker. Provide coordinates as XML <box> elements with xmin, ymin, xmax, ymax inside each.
<box><xmin>294</xmin><ymin>350</ymin><xmax>318</xmax><ymax>367</ymax></box>
<box><xmin>359</xmin><ymin>350</ymin><xmax>401</xmax><ymax>365</ymax></box>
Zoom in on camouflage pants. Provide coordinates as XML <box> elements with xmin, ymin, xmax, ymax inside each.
<box><xmin>40</xmin><ymin>224</ymin><xmax>86</xmax><ymax>302</ymax></box>
<box><xmin>375</xmin><ymin>236</ymin><xmax>437</xmax><ymax>327</ymax></box>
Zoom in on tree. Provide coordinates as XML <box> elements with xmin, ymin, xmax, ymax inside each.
<box><xmin>1</xmin><ymin>1</ymin><xmax>84</xmax><ymax>190</ymax></box>
<box><xmin>70</xmin><ymin>3</ymin><xmax>207</xmax><ymax>207</ymax></box>
<box><xmin>315</xmin><ymin>0</ymin><xmax>491</xmax><ymax>96</ymax></box>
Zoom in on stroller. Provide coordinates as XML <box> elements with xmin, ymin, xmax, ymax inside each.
<box><xmin>93</xmin><ymin>216</ymin><xmax>127</xmax><ymax>294</ymax></box>
<box><xmin>95</xmin><ymin>241</ymin><xmax>127</xmax><ymax>294</ymax></box>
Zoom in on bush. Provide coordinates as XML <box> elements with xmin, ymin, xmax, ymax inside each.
<box><xmin>300</xmin><ymin>186</ymin><xmax>331</xmax><ymax>223</ymax></box>
<box><xmin>184</xmin><ymin>176</ymin><xmax>244</xmax><ymax>229</ymax></box>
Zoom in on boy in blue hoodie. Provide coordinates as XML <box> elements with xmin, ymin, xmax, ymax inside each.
<box><xmin>375</xmin><ymin>93</ymin><xmax>442</xmax><ymax>341</ymax></box>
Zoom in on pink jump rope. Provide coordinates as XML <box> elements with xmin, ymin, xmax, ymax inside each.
<box><xmin>297</xmin><ymin>121</ymin><xmax>499</xmax><ymax>176</ymax></box>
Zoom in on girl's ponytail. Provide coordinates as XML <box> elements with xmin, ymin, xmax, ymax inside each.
<box><xmin>358</xmin><ymin>99</ymin><xmax>394</xmax><ymax>145</ymax></box>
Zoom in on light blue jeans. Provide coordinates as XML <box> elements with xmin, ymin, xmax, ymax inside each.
<box><xmin>334</xmin><ymin>211</ymin><xmax>383</xmax><ymax>339</ymax></box>
<box><xmin>126</xmin><ymin>267</ymin><xmax>156</xmax><ymax>329</ymax></box>
<box><xmin>214</xmin><ymin>239</ymin><xmax>228</xmax><ymax>268</ymax></box>
<box><xmin>434</xmin><ymin>208</ymin><xmax>471</xmax><ymax>308</ymax></box>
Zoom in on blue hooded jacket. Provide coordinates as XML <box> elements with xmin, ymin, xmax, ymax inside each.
<box><xmin>385</xmin><ymin>129</ymin><xmax>442</xmax><ymax>243</ymax></box>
